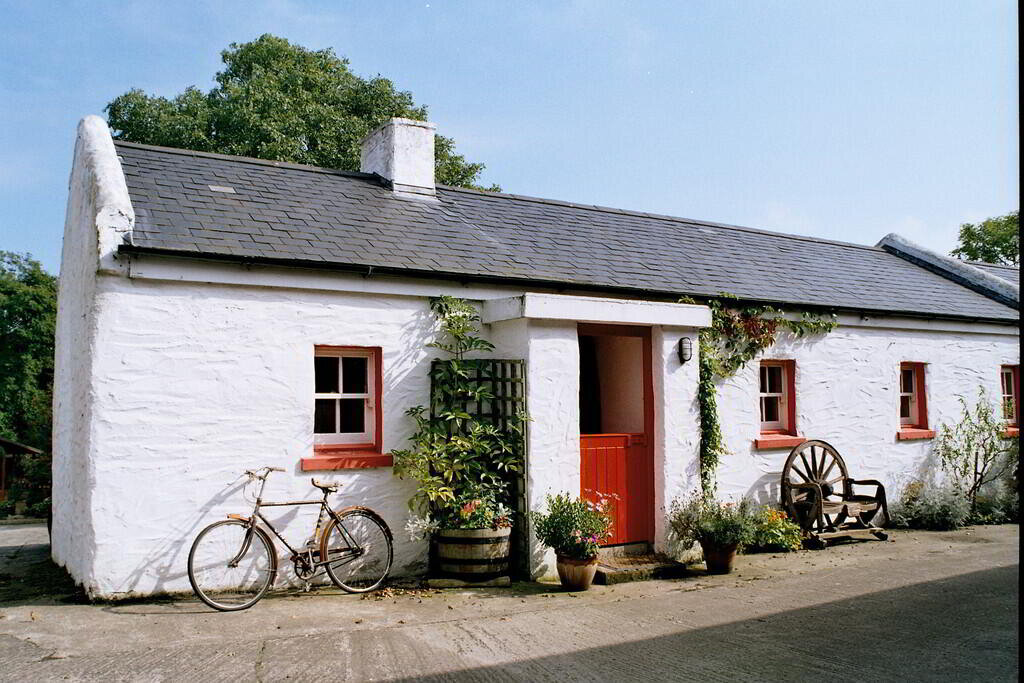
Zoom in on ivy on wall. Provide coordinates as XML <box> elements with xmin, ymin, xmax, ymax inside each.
<box><xmin>681</xmin><ymin>294</ymin><xmax>838</xmax><ymax>495</ymax></box>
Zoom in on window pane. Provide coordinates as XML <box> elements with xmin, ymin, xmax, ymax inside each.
<box><xmin>342</xmin><ymin>356</ymin><xmax>368</xmax><ymax>394</ymax></box>
<box><xmin>1003</xmin><ymin>371</ymin><xmax>1013</xmax><ymax>396</ymax></box>
<box><xmin>339</xmin><ymin>399</ymin><xmax>365</xmax><ymax>433</ymax></box>
<box><xmin>759</xmin><ymin>366</ymin><xmax>768</xmax><ymax>394</ymax></box>
<box><xmin>900</xmin><ymin>395</ymin><xmax>911</xmax><ymax>419</ymax></box>
<box><xmin>1002</xmin><ymin>398</ymin><xmax>1014</xmax><ymax>421</ymax></box>
<box><xmin>767</xmin><ymin>366</ymin><xmax>783</xmax><ymax>394</ymax></box>
<box><xmin>761</xmin><ymin>396</ymin><xmax>779</xmax><ymax>423</ymax></box>
<box><xmin>314</xmin><ymin>399</ymin><xmax>336</xmax><ymax>433</ymax></box>
<box><xmin>901</xmin><ymin>368</ymin><xmax>914</xmax><ymax>394</ymax></box>
<box><xmin>314</xmin><ymin>357</ymin><xmax>339</xmax><ymax>393</ymax></box>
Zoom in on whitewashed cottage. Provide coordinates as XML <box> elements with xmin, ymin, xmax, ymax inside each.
<box><xmin>53</xmin><ymin>115</ymin><xmax>1019</xmax><ymax>598</ymax></box>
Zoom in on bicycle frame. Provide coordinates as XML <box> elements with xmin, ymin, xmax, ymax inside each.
<box><xmin>228</xmin><ymin>473</ymin><xmax>362</xmax><ymax>575</ymax></box>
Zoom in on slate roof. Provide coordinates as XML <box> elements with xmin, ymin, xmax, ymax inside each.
<box><xmin>115</xmin><ymin>141</ymin><xmax>1018</xmax><ymax>324</ymax></box>
<box><xmin>969</xmin><ymin>261</ymin><xmax>1020</xmax><ymax>288</ymax></box>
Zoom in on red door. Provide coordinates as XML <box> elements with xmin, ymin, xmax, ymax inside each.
<box><xmin>581</xmin><ymin>433</ymin><xmax>652</xmax><ymax>545</ymax></box>
<box><xmin>578</xmin><ymin>323</ymin><xmax>655</xmax><ymax>547</ymax></box>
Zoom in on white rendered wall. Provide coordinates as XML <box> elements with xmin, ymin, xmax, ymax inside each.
<box><xmin>714</xmin><ymin>324</ymin><xmax>1020</xmax><ymax>506</ymax></box>
<box><xmin>52</xmin><ymin>116</ymin><xmax>134</xmax><ymax>581</ymax></box>
<box><xmin>79</xmin><ymin>276</ymin><xmax>448</xmax><ymax>597</ymax></box>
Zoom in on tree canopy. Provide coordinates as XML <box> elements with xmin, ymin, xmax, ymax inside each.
<box><xmin>0</xmin><ymin>252</ymin><xmax>56</xmax><ymax>452</ymax></box>
<box><xmin>105</xmin><ymin>34</ymin><xmax>498</xmax><ymax>191</ymax></box>
<box><xmin>950</xmin><ymin>211</ymin><xmax>1019</xmax><ymax>266</ymax></box>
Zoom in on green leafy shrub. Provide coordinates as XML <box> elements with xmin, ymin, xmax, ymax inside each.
<box><xmin>532</xmin><ymin>493</ymin><xmax>614</xmax><ymax>561</ymax></box>
<box><xmin>0</xmin><ymin>500</ymin><xmax>14</xmax><ymax>519</ymax></box>
<box><xmin>668</xmin><ymin>494</ymin><xmax>756</xmax><ymax>549</ymax></box>
<box><xmin>934</xmin><ymin>387</ymin><xmax>1018</xmax><ymax>516</ymax></box>
<box><xmin>393</xmin><ymin>297</ymin><xmax>526</xmax><ymax>533</ymax></box>
<box><xmin>746</xmin><ymin>506</ymin><xmax>803</xmax><ymax>552</ymax></box>
<box><xmin>890</xmin><ymin>483</ymin><xmax>970</xmax><ymax>531</ymax></box>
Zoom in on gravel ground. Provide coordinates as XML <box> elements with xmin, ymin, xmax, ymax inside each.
<box><xmin>0</xmin><ymin>523</ymin><xmax>1017</xmax><ymax>682</ymax></box>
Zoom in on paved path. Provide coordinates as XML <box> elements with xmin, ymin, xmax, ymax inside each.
<box><xmin>0</xmin><ymin>523</ymin><xmax>1018</xmax><ymax>681</ymax></box>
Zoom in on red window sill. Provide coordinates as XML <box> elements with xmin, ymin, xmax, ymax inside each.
<box><xmin>897</xmin><ymin>428</ymin><xmax>936</xmax><ymax>441</ymax></box>
<box><xmin>754</xmin><ymin>434</ymin><xmax>806</xmax><ymax>450</ymax></box>
<box><xmin>1003</xmin><ymin>426</ymin><xmax>1019</xmax><ymax>438</ymax></box>
<box><xmin>302</xmin><ymin>446</ymin><xmax>393</xmax><ymax>471</ymax></box>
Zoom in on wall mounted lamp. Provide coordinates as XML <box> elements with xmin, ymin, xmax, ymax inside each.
<box><xmin>678</xmin><ymin>337</ymin><xmax>693</xmax><ymax>364</ymax></box>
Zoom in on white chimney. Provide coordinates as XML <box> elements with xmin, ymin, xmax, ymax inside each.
<box><xmin>360</xmin><ymin>117</ymin><xmax>436</xmax><ymax>198</ymax></box>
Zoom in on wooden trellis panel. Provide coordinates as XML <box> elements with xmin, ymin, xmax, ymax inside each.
<box><xmin>430</xmin><ymin>359</ymin><xmax>529</xmax><ymax>578</ymax></box>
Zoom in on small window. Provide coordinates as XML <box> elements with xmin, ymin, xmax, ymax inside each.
<box><xmin>899</xmin><ymin>362</ymin><xmax>928</xmax><ymax>430</ymax></box>
<box><xmin>759</xmin><ymin>361</ymin><xmax>793</xmax><ymax>433</ymax></box>
<box><xmin>314</xmin><ymin>347</ymin><xmax>378</xmax><ymax>448</ymax></box>
<box><xmin>1001</xmin><ymin>365</ymin><xmax>1019</xmax><ymax>426</ymax></box>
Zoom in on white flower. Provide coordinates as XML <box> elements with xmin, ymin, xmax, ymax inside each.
<box><xmin>405</xmin><ymin>515</ymin><xmax>439</xmax><ymax>542</ymax></box>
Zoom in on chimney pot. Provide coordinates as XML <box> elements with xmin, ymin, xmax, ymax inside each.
<box><xmin>360</xmin><ymin>118</ymin><xmax>436</xmax><ymax>198</ymax></box>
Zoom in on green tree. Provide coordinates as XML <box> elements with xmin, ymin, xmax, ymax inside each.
<box><xmin>950</xmin><ymin>211</ymin><xmax>1019</xmax><ymax>265</ymax></box>
<box><xmin>0</xmin><ymin>252</ymin><xmax>56</xmax><ymax>452</ymax></box>
<box><xmin>105</xmin><ymin>34</ymin><xmax>498</xmax><ymax>191</ymax></box>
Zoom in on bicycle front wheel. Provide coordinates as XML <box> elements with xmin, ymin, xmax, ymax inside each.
<box><xmin>188</xmin><ymin>520</ymin><xmax>276</xmax><ymax>611</ymax></box>
<box><xmin>322</xmin><ymin>509</ymin><xmax>393</xmax><ymax>593</ymax></box>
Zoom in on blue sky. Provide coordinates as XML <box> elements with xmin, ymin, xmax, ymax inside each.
<box><xmin>0</xmin><ymin>0</ymin><xmax>1018</xmax><ymax>273</ymax></box>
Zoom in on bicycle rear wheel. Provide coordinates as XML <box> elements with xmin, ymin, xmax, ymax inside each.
<box><xmin>322</xmin><ymin>509</ymin><xmax>393</xmax><ymax>593</ymax></box>
<box><xmin>188</xmin><ymin>520</ymin><xmax>276</xmax><ymax>611</ymax></box>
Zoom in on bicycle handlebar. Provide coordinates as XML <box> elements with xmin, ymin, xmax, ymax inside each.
<box><xmin>244</xmin><ymin>466</ymin><xmax>285</xmax><ymax>479</ymax></box>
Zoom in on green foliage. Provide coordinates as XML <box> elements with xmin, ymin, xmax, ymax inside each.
<box><xmin>950</xmin><ymin>211</ymin><xmax>1019</xmax><ymax>265</ymax></box>
<box><xmin>392</xmin><ymin>297</ymin><xmax>525</xmax><ymax>530</ymax></box>
<box><xmin>746</xmin><ymin>506</ymin><xmax>803</xmax><ymax>552</ymax></box>
<box><xmin>0</xmin><ymin>252</ymin><xmax>56</xmax><ymax>451</ymax></box>
<box><xmin>890</xmin><ymin>482</ymin><xmax>970</xmax><ymax>531</ymax></box>
<box><xmin>680</xmin><ymin>294</ymin><xmax>836</xmax><ymax>492</ymax></box>
<box><xmin>0</xmin><ymin>500</ymin><xmax>14</xmax><ymax>519</ymax></box>
<box><xmin>934</xmin><ymin>387</ymin><xmax>1018</xmax><ymax>515</ymax></box>
<box><xmin>668</xmin><ymin>494</ymin><xmax>757</xmax><ymax>549</ymax></box>
<box><xmin>106</xmin><ymin>34</ymin><xmax>499</xmax><ymax>191</ymax></box>
<box><xmin>532</xmin><ymin>493</ymin><xmax>614</xmax><ymax>560</ymax></box>
<box><xmin>0</xmin><ymin>252</ymin><xmax>55</xmax><ymax>517</ymax></box>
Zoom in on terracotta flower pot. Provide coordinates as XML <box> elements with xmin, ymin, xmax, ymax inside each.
<box><xmin>556</xmin><ymin>554</ymin><xmax>599</xmax><ymax>591</ymax></box>
<box><xmin>699</xmin><ymin>541</ymin><xmax>739</xmax><ymax>574</ymax></box>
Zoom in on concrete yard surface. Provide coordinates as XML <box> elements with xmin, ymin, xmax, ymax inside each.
<box><xmin>0</xmin><ymin>523</ymin><xmax>1018</xmax><ymax>681</ymax></box>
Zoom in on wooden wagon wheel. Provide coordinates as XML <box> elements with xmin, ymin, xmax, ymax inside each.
<box><xmin>781</xmin><ymin>440</ymin><xmax>849</xmax><ymax>540</ymax></box>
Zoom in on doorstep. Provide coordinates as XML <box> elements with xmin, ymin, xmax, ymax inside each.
<box><xmin>595</xmin><ymin>544</ymin><xmax>688</xmax><ymax>585</ymax></box>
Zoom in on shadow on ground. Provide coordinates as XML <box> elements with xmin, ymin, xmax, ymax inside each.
<box><xmin>382</xmin><ymin>565</ymin><xmax>1019</xmax><ymax>682</ymax></box>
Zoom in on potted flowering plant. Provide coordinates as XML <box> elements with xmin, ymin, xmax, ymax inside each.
<box><xmin>668</xmin><ymin>494</ymin><xmax>756</xmax><ymax>574</ymax></box>
<box><xmin>532</xmin><ymin>493</ymin><xmax>614</xmax><ymax>590</ymax></box>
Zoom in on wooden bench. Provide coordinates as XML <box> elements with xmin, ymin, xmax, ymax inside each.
<box><xmin>780</xmin><ymin>439</ymin><xmax>889</xmax><ymax>549</ymax></box>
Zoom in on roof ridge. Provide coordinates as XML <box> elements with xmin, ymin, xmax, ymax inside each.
<box><xmin>966</xmin><ymin>259</ymin><xmax>1019</xmax><ymax>271</ymax></box>
<box><xmin>113</xmin><ymin>140</ymin><xmax>378</xmax><ymax>180</ymax></box>
<box><xmin>437</xmin><ymin>184</ymin><xmax>890</xmax><ymax>255</ymax></box>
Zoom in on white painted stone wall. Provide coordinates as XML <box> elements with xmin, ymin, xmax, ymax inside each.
<box><xmin>52</xmin><ymin>116</ymin><xmax>134</xmax><ymax>583</ymax></box>
<box><xmin>714</xmin><ymin>322</ymin><xmax>1020</xmax><ymax>506</ymax></box>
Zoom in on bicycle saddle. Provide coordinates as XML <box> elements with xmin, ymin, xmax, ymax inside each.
<box><xmin>311</xmin><ymin>478</ymin><xmax>341</xmax><ymax>493</ymax></box>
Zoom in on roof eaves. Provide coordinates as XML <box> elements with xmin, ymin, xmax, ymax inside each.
<box><xmin>117</xmin><ymin>244</ymin><xmax>1020</xmax><ymax>326</ymax></box>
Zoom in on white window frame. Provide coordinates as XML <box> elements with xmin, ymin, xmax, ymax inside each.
<box><xmin>314</xmin><ymin>348</ymin><xmax>375</xmax><ymax>446</ymax></box>
<box><xmin>900</xmin><ymin>366</ymin><xmax>918</xmax><ymax>426</ymax></box>
<box><xmin>1001</xmin><ymin>366</ymin><xmax>1017</xmax><ymax>423</ymax></box>
<box><xmin>759</xmin><ymin>363</ymin><xmax>788</xmax><ymax>432</ymax></box>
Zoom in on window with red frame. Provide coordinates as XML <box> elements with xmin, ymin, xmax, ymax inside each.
<box><xmin>305</xmin><ymin>346</ymin><xmax>387</xmax><ymax>470</ymax></box>
<box><xmin>1000</xmin><ymin>365</ymin><xmax>1019</xmax><ymax>428</ymax></box>
<box><xmin>897</xmin><ymin>362</ymin><xmax>932</xmax><ymax>439</ymax></box>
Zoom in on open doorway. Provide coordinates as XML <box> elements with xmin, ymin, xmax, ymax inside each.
<box><xmin>578</xmin><ymin>324</ymin><xmax>653</xmax><ymax>546</ymax></box>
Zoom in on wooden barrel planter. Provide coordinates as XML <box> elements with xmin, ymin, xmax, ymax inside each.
<box><xmin>435</xmin><ymin>527</ymin><xmax>511</xmax><ymax>581</ymax></box>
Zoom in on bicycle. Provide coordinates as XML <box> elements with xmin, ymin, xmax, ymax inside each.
<box><xmin>187</xmin><ymin>466</ymin><xmax>393</xmax><ymax>611</ymax></box>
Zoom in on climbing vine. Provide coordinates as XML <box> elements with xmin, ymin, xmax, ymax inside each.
<box><xmin>681</xmin><ymin>294</ymin><xmax>838</xmax><ymax>495</ymax></box>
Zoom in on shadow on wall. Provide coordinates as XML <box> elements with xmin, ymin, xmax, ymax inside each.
<box><xmin>744</xmin><ymin>471</ymin><xmax>783</xmax><ymax>506</ymax></box>
<box><xmin>116</xmin><ymin>475</ymin><xmax>300</xmax><ymax>596</ymax></box>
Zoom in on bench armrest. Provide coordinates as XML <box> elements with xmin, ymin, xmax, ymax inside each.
<box><xmin>848</xmin><ymin>478</ymin><xmax>884</xmax><ymax>488</ymax></box>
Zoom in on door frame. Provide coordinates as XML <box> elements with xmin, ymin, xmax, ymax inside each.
<box><xmin>577</xmin><ymin>323</ymin><xmax>655</xmax><ymax>544</ymax></box>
